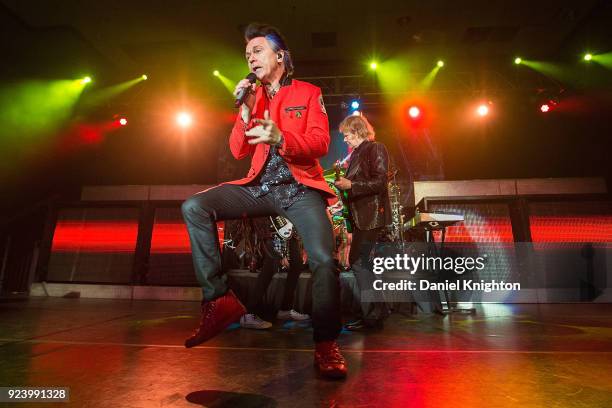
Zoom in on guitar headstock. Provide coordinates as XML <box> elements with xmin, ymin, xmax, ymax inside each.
<box><xmin>333</xmin><ymin>160</ymin><xmax>341</xmax><ymax>180</ymax></box>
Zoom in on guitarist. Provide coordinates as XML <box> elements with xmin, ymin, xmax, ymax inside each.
<box><xmin>334</xmin><ymin>114</ymin><xmax>391</xmax><ymax>331</ymax></box>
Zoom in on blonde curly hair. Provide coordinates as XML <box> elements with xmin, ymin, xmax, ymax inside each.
<box><xmin>339</xmin><ymin>114</ymin><xmax>375</xmax><ymax>141</ymax></box>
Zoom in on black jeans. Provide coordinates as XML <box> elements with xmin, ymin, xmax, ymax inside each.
<box><xmin>349</xmin><ymin>226</ymin><xmax>389</xmax><ymax>323</ymax></box>
<box><xmin>182</xmin><ymin>184</ymin><xmax>341</xmax><ymax>342</ymax></box>
<box><xmin>249</xmin><ymin>236</ymin><xmax>303</xmax><ymax>315</ymax></box>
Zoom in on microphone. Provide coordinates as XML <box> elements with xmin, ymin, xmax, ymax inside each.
<box><xmin>234</xmin><ymin>73</ymin><xmax>257</xmax><ymax>108</ymax></box>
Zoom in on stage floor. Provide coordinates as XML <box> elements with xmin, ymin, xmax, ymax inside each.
<box><xmin>1</xmin><ymin>299</ymin><xmax>611</xmax><ymax>407</ymax></box>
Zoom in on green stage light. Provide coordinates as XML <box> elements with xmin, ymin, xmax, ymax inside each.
<box><xmin>212</xmin><ymin>71</ymin><xmax>236</xmax><ymax>95</ymax></box>
<box><xmin>141</xmin><ymin>74</ymin><xmax>148</xmax><ymax>80</ymax></box>
<box><xmin>82</xmin><ymin>76</ymin><xmax>92</xmax><ymax>84</ymax></box>
<box><xmin>590</xmin><ymin>51</ymin><xmax>612</xmax><ymax>69</ymax></box>
<box><xmin>420</xmin><ymin>61</ymin><xmax>444</xmax><ymax>90</ymax></box>
<box><xmin>369</xmin><ymin>61</ymin><xmax>378</xmax><ymax>70</ymax></box>
<box><xmin>584</xmin><ymin>53</ymin><xmax>593</xmax><ymax>61</ymax></box>
<box><xmin>376</xmin><ymin>56</ymin><xmax>412</xmax><ymax>98</ymax></box>
<box><xmin>0</xmin><ymin>79</ymin><xmax>88</xmax><ymax>140</ymax></box>
<box><xmin>514</xmin><ymin>57</ymin><xmax>522</xmax><ymax>65</ymax></box>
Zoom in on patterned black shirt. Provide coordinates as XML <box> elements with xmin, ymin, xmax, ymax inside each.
<box><xmin>247</xmin><ymin>143</ymin><xmax>306</xmax><ymax>208</ymax></box>
<box><xmin>246</xmin><ymin>75</ymin><xmax>306</xmax><ymax>208</ymax></box>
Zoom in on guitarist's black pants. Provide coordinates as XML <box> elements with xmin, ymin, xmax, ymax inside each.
<box><xmin>182</xmin><ymin>184</ymin><xmax>341</xmax><ymax>342</ymax></box>
<box><xmin>249</xmin><ymin>236</ymin><xmax>303</xmax><ymax>315</ymax></box>
<box><xmin>349</xmin><ymin>226</ymin><xmax>389</xmax><ymax>325</ymax></box>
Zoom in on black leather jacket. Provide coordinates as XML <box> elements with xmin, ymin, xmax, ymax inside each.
<box><xmin>345</xmin><ymin>141</ymin><xmax>392</xmax><ymax>230</ymax></box>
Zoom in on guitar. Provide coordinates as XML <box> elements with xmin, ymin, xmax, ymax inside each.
<box><xmin>269</xmin><ymin>215</ymin><xmax>294</xmax><ymax>240</ymax></box>
<box><xmin>333</xmin><ymin>161</ymin><xmax>353</xmax><ymax>233</ymax></box>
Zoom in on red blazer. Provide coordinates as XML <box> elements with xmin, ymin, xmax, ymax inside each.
<box><xmin>226</xmin><ymin>79</ymin><xmax>337</xmax><ymax>206</ymax></box>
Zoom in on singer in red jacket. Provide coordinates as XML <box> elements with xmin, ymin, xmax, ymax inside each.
<box><xmin>181</xmin><ymin>23</ymin><xmax>347</xmax><ymax>379</ymax></box>
<box><xmin>226</xmin><ymin>79</ymin><xmax>337</xmax><ymax>204</ymax></box>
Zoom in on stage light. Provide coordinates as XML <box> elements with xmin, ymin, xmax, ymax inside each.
<box><xmin>141</xmin><ymin>74</ymin><xmax>148</xmax><ymax>80</ymax></box>
<box><xmin>213</xmin><ymin>70</ymin><xmax>220</xmax><ymax>77</ymax></box>
<box><xmin>437</xmin><ymin>60</ymin><xmax>445</xmax><ymax>68</ymax></box>
<box><xmin>476</xmin><ymin>104</ymin><xmax>489</xmax><ymax>117</ymax></box>
<box><xmin>584</xmin><ymin>53</ymin><xmax>593</xmax><ymax>61</ymax></box>
<box><xmin>81</xmin><ymin>76</ymin><xmax>92</xmax><ymax>84</ymax></box>
<box><xmin>539</xmin><ymin>99</ymin><xmax>557</xmax><ymax>113</ymax></box>
<box><xmin>369</xmin><ymin>61</ymin><xmax>378</xmax><ymax>70</ymax></box>
<box><xmin>176</xmin><ymin>112</ymin><xmax>193</xmax><ymax>128</ymax></box>
<box><xmin>352</xmin><ymin>110</ymin><xmax>361</xmax><ymax>116</ymax></box>
<box><xmin>514</xmin><ymin>57</ymin><xmax>522</xmax><ymax>65</ymax></box>
<box><xmin>408</xmin><ymin>106</ymin><xmax>420</xmax><ymax>119</ymax></box>
<box><xmin>350</xmin><ymin>100</ymin><xmax>360</xmax><ymax>110</ymax></box>
<box><xmin>119</xmin><ymin>117</ymin><xmax>128</xmax><ymax>126</ymax></box>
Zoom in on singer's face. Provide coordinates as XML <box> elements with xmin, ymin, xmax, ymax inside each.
<box><xmin>245</xmin><ymin>37</ymin><xmax>282</xmax><ymax>83</ymax></box>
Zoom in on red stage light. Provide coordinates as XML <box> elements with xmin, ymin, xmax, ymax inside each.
<box><xmin>540</xmin><ymin>104</ymin><xmax>550</xmax><ymax>113</ymax></box>
<box><xmin>119</xmin><ymin>117</ymin><xmax>128</xmax><ymax>126</ymax></box>
<box><xmin>51</xmin><ymin>221</ymin><xmax>139</xmax><ymax>252</ymax></box>
<box><xmin>408</xmin><ymin>106</ymin><xmax>421</xmax><ymax>118</ymax></box>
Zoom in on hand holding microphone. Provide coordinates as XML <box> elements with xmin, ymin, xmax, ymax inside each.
<box><xmin>234</xmin><ymin>73</ymin><xmax>257</xmax><ymax>108</ymax></box>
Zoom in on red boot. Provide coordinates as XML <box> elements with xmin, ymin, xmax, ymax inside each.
<box><xmin>184</xmin><ymin>290</ymin><xmax>246</xmax><ymax>348</ymax></box>
<box><xmin>314</xmin><ymin>341</ymin><xmax>347</xmax><ymax>379</ymax></box>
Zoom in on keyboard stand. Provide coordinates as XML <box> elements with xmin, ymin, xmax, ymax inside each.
<box><xmin>425</xmin><ymin>227</ymin><xmax>476</xmax><ymax>315</ymax></box>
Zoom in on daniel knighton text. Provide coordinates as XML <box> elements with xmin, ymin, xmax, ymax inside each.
<box><xmin>370</xmin><ymin>254</ymin><xmax>521</xmax><ymax>293</ymax></box>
